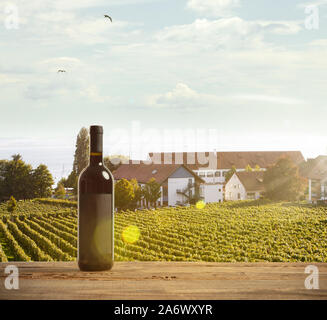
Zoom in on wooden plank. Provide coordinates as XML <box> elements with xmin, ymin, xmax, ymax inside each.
<box><xmin>0</xmin><ymin>262</ymin><xmax>326</xmax><ymax>300</ymax></box>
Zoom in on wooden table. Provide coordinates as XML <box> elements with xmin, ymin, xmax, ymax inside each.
<box><xmin>0</xmin><ymin>262</ymin><xmax>326</xmax><ymax>300</ymax></box>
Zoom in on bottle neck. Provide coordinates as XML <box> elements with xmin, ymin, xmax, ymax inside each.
<box><xmin>89</xmin><ymin>131</ymin><xmax>103</xmax><ymax>166</ymax></box>
<box><xmin>90</xmin><ymin>152</ymin><xmax>103</xmax><ymax>166</ymax></box>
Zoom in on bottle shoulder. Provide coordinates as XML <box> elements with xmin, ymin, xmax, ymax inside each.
<box><xmin>78</xmin><ymin>165</ymin><xmax>114</xmax><ymax>194</ymax></box>
<box><xmin>79</xmin><ymin>165</ymin><xmax>114</xmax><ymax>180</ymax></box>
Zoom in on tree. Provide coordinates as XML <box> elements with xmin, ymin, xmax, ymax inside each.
<box><xmin>7</xmin><ymin>196</ymin><xmax>17</xmax><ymax>213</ymax></box>
<box><xmin>54</xmin><ymin>183</ymin><xmax>66</xmax><ymax>199</ymax></box>
<box><xmin>73</xmin><ymin>127</ymin><xmax>89</xmax><ymax>176</ymax></box>
<box><xmin>254</xmin><ymin>164</ymin><xmax>261</xmax><ymax>171</ymax></box>
<box><xmin>245</xmin><ymin>164</ymin><xmax>253</xmax><ymax>172</ymax></box>
<box><xmin>130</xmin><ymin>179</ymin><xmax>143</xmax><ymax>209</ymax></box>
<box><xmin>104</xmin><ymin>155</ymin><xmax>129</xmax><ymax>172</ymax></box>
<box><xmin>115</xmin><ymin>179</ymin><xmax>135</xmax><ymax>211</ymax></box>
<box><xmin>1</xmin><ymin>155</ymin><xmax>33</xmax><ymax>200</ymax></box>
<box><xmin>143</xmin><ymin>178</ymin><xmax>161</xmax><ymax>209</ymax></box>
<box><xmin>32</xmin><ymin>164</ymin><xmax>54</xmax><ymax>198</ymax></box>
<box><xmin>263</xmin><ymin>157</ymin><xmax>306</xmax><ymax>201</ymax></box>
<box><xmin>0</xmin><ymin>160</ymin><xmax>8</xmax><ymax>201</ymax></box>
<box><xmin>224</xmin><ymin>166</ymin><xmax>237</xmax><ymax>183</ymax></box>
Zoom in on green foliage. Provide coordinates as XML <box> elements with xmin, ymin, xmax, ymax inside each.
<box><xmin>73</xmin><ymin>127</ymin><xmax>89</xmax><ymax>176</ymax></box>
<box><xmin>0</xmin><ymin>155</ymin><xmax>54</xmax><ymax>201</ymax></box>
<box><xmin>115</xmin><ymin>179</ymin><xmax>135</xmax><ymax>211</ymax></box>
<box><xmin>224</xmin><ymin>166</ymin><xmax>237</xmax><ymax>182</ymax></box>
<box><xmin>0</xmin><ymin>154</ymin><xmax>33</xmax><ymax>200</ymax></box>
<box><xmin>32</xmin><ymin>164</ymin><xmax>54</xmax><ymax>198</ymax></box>
<box><xmin>264</xmin><ymin>157</ymin><xmax>306</xmax><ymax>201</ymax></box>
<box><xmin>0</xmin><ymin>201</ymin><xmax>326</xmax><ymax>263</ymax></box>
<box><xmin>254</xmin><ymin>164</ymin><xmax>261</xmax><ymax>172</ymax></box>
<box><xmin>130</xmin><ymin>178</ymin><xmax>143</xmax><ymax>210</ymax></box>
<box><xmin>7</xmin><ymin>196</ymin><xmax>17</xmax><ymax>213</ymax></box>
<box><xmin>245</xmin><ymin>164</ymin><xmax>253</xmax><ymax>172</ymax></box>
<box><xmin>0</xmin><ymin>220</ymin><xmax>31</xmax><ymax>261</ymax></box>
<box><xmin>54</xmin><ymin>183</ymin><xmax>66</xmax><ymax>199</ymax></box>
<box><xmin>0</xmin><ymin>243</ymin><xmax>8</xmax><ymax>262</ymax></box>
<box><xmin>143</xmin><ymin>178</ymin><xmax>161</xmax><ymax>209</ymax></box>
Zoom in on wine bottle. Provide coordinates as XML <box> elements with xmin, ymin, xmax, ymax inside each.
<box><xmin>78</xmin><ymin>125</ymin><xmax>114</xmax><ymax>271</ymax></box>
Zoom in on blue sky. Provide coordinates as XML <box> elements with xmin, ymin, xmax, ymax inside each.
<box><xmin>1</xmin><ymin>0</ymin><xmax>327</xmax><ymax>181</ymax></box>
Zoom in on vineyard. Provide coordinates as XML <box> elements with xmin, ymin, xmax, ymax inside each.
<box><xmin>0</xmin><ymin>199</ymin><xmax>326</xmax><ymax>263</ymax></box>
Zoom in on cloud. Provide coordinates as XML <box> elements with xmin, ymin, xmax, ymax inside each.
<box><xmin>187</xmin><ymin>0</ymin><xmax>240</xmax><ymax>17</ymax></box>
<box><xmin>147</xmin><ymin>83</ymin><xmax>222</xmax><ymax>109</ymax></box>
<box><xmin>155</xmin><ymin>17</ymin><xmax>302</xmax><ymax>51</ymax></box>
<box><xmin>147</xmin><ymin>84</ymin><xmax>305</xmax><ymax>110</ymax></box>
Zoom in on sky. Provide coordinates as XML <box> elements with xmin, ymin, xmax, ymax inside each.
<box><xmin>1</xmin><ymin>0</ymin><xmax>327</xmax><ymax>182</ymax></box>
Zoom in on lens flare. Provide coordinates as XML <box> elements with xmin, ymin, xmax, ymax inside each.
<box><xmin>122</xmin><ymin>225</ymin><xmax>140</xmax><ymax>244</ymax></box>
<box><xmin>196</xmin><ymin>200</ymin><xmax>206</xmax><ymax>209</ymax></box>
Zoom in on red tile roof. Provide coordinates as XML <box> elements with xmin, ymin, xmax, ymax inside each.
<box><xmin>235</xmin><ymin>171</ymin><xmax>265</xmax><ymax>192</ymax></box>
<box><xmin>113</xmin><ymin>162</ymin><xmax>204</xmax><ymax>184</ymax></box>
<box><xmin>149</xmin><ymin>151</ymin><xmax>304</xmax><ymax>170</ymax></box>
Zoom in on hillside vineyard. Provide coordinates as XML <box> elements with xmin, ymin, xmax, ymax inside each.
<box><xmin>0</xmin><ymin>199</ymin><xmax>326</xmax><ymax>263</ymax></box>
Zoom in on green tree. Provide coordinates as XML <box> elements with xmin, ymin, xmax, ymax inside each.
<box><xmin>245</xmin><ymin>164</ymin><xmax>253</xmax><ymax>172</ymax></box>
<box><xmin>224</xmin><ymin>166</ymin><xmax>237</xmax><ymax>183</ymax></box>
<box><xmin>0</xmin><ymin>160</ymin><xmax>8</xmax><ymax>201</ymax></box>
<box><xmin>104</xmin><ymin>155</ymin><xmax>129</xmax><ymax>172</ymax></box>
<box><xmin>263</xmin><ymin>157</ymin><xmax>305</xmax><ymax>201</ymax></box>
<box><xmin>1</xmin><ymin>155</ymin><xmax>33</xmax><ymax>200</ymax></box>
<box><xmin>130</xmin><ymin>178</ymin><xmax>143</xmax><ymax>209</ymax></box>
<box><xmin>115</xmin><ymin>179</ymin><xmax>135</xmax><ymax>211</ymax></box>
<box><xmin>32</xmin><ymin>164</ymin><xmax>54</xmax><ymax>198</ymax></box>
<box><xmin>143</xmin><ymin>178</ymin><xmax>161</xmax><ymax>209</ymax></box>
<box><xmin>254</xmin><ymin>164</ymin><xmax>261</xmax><ymax>171</ymax></box>
<box><xmin>73</xmin><ymin>127</ymin><xmax>89</xmax><ymax>176</ymax></box>
<box><xmin>54</xmin><ymin>183</ymin><xmax>66</xmax><ymax>199</ymax></box>
<box><xmin>7</xmin><ymin>196</ymin><xmax>17</xmax><ymax>213</ymax></box>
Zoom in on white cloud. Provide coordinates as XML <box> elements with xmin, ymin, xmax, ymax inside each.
<box><xmin>147</xmin><ymin>84</ymin><xmax>305</xmax><ymax>110</ymax></box>
<box><xmin>187</xmin><ymin>0</ymin><xmax>240</xmax><ymax>17</ymax></box>
<box><xmin>155</xmin><ymin>17</ymin><xmax>302</xmax><ymax>50</ymax></box>
<box><xmin>147</xmin><ymin>83</ymin><xmax>222</xmax><ymax>109</ymax></box>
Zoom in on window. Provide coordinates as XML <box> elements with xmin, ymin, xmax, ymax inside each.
<box><xmin>238</xmin><ymin>193</ymin><xmax>241</xmax><ymax>200</ymax></box>
<box><xmin>199</xmin><ymin>171</ymin><xmax>205</xmax><ymax>177</ymax></box>
<box><xmin>218</xmin><ymin>188</ymin><xmax>222</xmax><ymax>192</ymax></box>
<box><xmin>207</xmin><ymin>172</ymin><xmax>213</xmax><ymax>177</ymax></box>
<box><xmin>234</xmin><ymin>185</ymin><xmax>237</xmax><ymax>189</ymax></box>
<box><xmin>215</xmin><ymin>171</ymin><xmax>221</xmax><ymax>177</ymax></box>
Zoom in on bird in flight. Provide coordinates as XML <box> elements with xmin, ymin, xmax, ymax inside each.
<box><xmin>57</xmin><ymin>70</ymin><xmax>66</xmax><ymax>73</ymax></box>
<box><xmin>104</xmin><ymin>15</ymin><xmax>112</xmax><ymax>22</ymax></box>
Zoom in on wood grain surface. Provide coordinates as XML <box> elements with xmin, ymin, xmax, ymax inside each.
<box><xmin>0</xmin><ymin>262</ymin><xmax>326</xmax><ymax>300</ymax></box>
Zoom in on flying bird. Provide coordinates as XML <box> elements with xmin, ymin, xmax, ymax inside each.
<box><xmin>57</xmin><ymin>70</ymin><xmax>66</xmax><ymax>73</ymax></box>
<box><xmin>104</xmin><ymin>15</ymin><xmax>112</xmax><ymax>22</ymax></box>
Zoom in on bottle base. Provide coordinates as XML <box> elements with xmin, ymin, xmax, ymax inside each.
<box><xmin>78</xmin><ymin>261</ymin><xmax>113</xmax><ymax>272</ymax></box>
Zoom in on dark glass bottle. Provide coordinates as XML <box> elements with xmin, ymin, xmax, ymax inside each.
<box><xmin>78</xmin><ymin>125</ymin><xmax>114</xmax><ymax>271</ymax></box>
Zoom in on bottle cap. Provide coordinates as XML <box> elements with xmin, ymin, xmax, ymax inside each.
<box><xmin>90</xmin><ymin>125</ymin><xmax>103</xmax><ymax>134</ymax></box>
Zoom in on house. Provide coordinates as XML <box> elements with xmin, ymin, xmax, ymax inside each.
<box><xmin>225</xmin><ymin>171</ymin><xmax>265</xmax><ymax>201</ymax></box>
<box><xmin>302</xmin><ymin>155</ymin><xmax>327</xmax><ymax>202</ymax></box>
<box><xmin>149</xmin><ymin>151</ymin><xmax>304</xmax><ymax>179</ymax></box>
<box><xmin>148</xmin><ymin>151</ymin><xmax>304</xmax><ymax>202</ymax></box>
<box><xmin>113</xmin><ymin>162</ymin><xmax>204</xmax><ymax>207</ymax></box>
